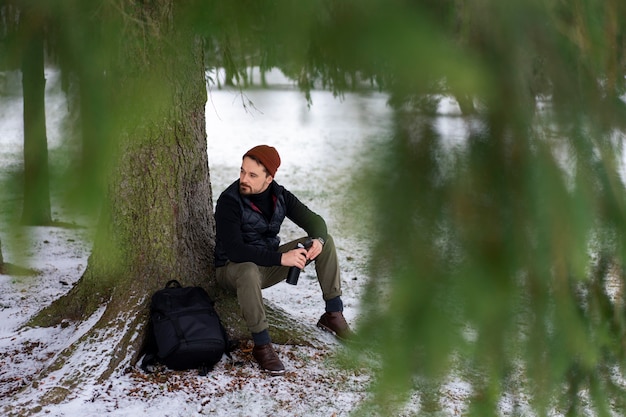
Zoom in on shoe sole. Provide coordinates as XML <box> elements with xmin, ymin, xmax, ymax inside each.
<box><xmin>261</xmin><ymin>367</ymin><xmax>286</xmax><ymax>376</ymax></box>
<box><xmin>317</xmin><ymin>320</ymin><xmax>357</xmax><ymax>342</ymax></box>
<box><xmin>317</xmin><ymin>321</ymin><xmax>347</xmax><ymax>341</ymax></box>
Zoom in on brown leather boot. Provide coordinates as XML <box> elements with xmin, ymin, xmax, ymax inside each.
<box><xmin>317</xmin><ymin>311</ymin><xmax>354</xmax><ymax>340</ymax></box>
<box><xmin>252</xmin><ymin>343</ymin><xmax>285</xmax><ymax>376</ymax></box>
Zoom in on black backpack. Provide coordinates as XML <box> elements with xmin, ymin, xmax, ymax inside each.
<box><xmin>142</xmin><ymin>280</ymin><xmax>229</xmax><ymax>375</ymax></box>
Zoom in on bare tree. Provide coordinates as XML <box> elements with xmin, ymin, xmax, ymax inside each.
<box><xmin>18</xmin><ymin>3</ymin><xmax>51</xmax><ymax>225</ymax></box>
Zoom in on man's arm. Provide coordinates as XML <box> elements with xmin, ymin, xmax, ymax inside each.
<box><xmin>283</xmin><ymin>189</ymin><xmax>328</xmax><ymax>240</ymax></box>
<box><xmin>283</xmin><ymin>190</ymin><xmax>329</xmax><ymax>261</ymax></box>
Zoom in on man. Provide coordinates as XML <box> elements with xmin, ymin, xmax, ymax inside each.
<box><xmin>214</xmin><ymin>144</ymin><xmax>352</xmax><ymax>375</ymax></box>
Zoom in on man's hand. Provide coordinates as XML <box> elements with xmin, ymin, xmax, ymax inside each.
<box><xmin>281</xmin><ymin>247</ymin><xmax>308</xmax><ymax>269</ymax></box>
<box><xmin>281</xmin><ymin>239</ymin><xmax>322</xmax><ymax>268</ymax></box>
<box><xmin>306</xmin><ymin>239</ymin><xmax>324</xmax><ymax>261</ymax></box>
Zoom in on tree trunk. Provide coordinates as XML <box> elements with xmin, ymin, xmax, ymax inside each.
<box><xmin>13</xmin><ymin>3</ymin><xmax>319</xmax><ymax>410</ymax></box>
<box><xmin>20</xmin><ymin>0</ymin><xmax>213</xmax><ymax>404</ymax></box>
<box><xmin>19</xmin><ymin>5</ymin><xmax>52</xmax><ymax>225</ymax></box>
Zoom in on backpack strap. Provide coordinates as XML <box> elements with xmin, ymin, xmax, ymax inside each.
<box><xmin>141</xmin><ymin>352</ymin><xmax>157</xmax><ymax>372</ymax></box>
<box><xmin>141</xmin><ymin>281</ymin><xmax>180</xmax><ymax>372</ymax></box>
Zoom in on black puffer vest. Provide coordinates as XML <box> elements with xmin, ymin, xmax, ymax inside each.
<box><xmin>214</xmin><ymin>181</ymin><xmax>287</xmax><ymax>266</ymax></box>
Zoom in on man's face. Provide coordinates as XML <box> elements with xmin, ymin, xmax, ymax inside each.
<box><xmin>239</xmin><ymin>156</ymin><xmax>273</xmax><ymax>195</ymax></box>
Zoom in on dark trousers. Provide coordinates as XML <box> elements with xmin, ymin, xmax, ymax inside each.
<box><xmin>216</xmin><ymin>235</ymin><xmax>342</xmax><ymax>334</ymax></box>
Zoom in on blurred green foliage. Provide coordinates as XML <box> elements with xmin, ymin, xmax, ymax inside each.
<box><xmin>2</xmin><ymin>0</ymin><xmax>626</xmax><ymax>414</ymax></box>
<box><xmin>352</xmin><ymin>1</ymin><xmax>626</xmax><ymax>416</ymax></box>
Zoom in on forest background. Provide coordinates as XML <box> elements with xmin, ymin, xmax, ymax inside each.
<box><xmin>2</xmin><ymin>0</ymin><xmax>626</xmax><ymax>416</ymax></box>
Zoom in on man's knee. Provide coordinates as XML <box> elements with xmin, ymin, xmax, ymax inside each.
<box><xmin>233</xmin><ymin>262</ymin><xmax>262</xmax><ymax>289</ymax></box>
<box><xmin>320</xmin><ymin>234</ymin><xmax>338</xmax><ymax>257</ymax></box>
<box><xmin>217</xmin><ymin>261</ymin><xmax>262</xmax><ymax>290</ymax></box>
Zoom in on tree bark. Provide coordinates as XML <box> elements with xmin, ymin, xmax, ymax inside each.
<box><xmin>19</xmin><ymin>5</ymin><xmax>52</xmax><ymax>225</ymax></box>
<box><xmin>25</xmin><ymin>0</ymin><xmax>214</xmax><ymax>400</ymax></box>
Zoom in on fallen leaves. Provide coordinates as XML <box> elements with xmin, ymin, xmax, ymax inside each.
<box><xmin>120</xmin><ymin>344</ymin><xmax>363</xmax><ymax>416</ymax></box>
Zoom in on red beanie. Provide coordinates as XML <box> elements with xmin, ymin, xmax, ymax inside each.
<box><xmin>243</xmin><ymin>145</ymin><xmax>281</xmax><ymax>177</ymax></box>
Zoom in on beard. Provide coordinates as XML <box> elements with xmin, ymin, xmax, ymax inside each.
<box><xmin>239</xmin><ymin>178</ymin><xmax>271</xmax><ymax>196</ymax></box>
<box><xmin>239</xmin><ymin>183</ymin><xmax>253</xmax><ymax>195</ymax></box>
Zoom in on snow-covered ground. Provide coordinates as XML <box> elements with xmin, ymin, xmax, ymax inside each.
<box><xmin>0</xmin><ymin>69</ymin><xmax>426</xmax><ymax>416</ymax></box>
<box><xmin>4</xmin><ymin>67</ymin><xmax>613</xmax><ymax>417</ymax></box>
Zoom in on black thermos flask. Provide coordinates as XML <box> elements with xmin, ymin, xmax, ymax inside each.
<box><xmin>286</xmin><ymin>239</ymin><xmax>313</xmax><ymax>285</ymax></box>
<box><xmin>286</xmin><ymin>243</ymin><xmax>305</xmax><ymax>285</ymax></box>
